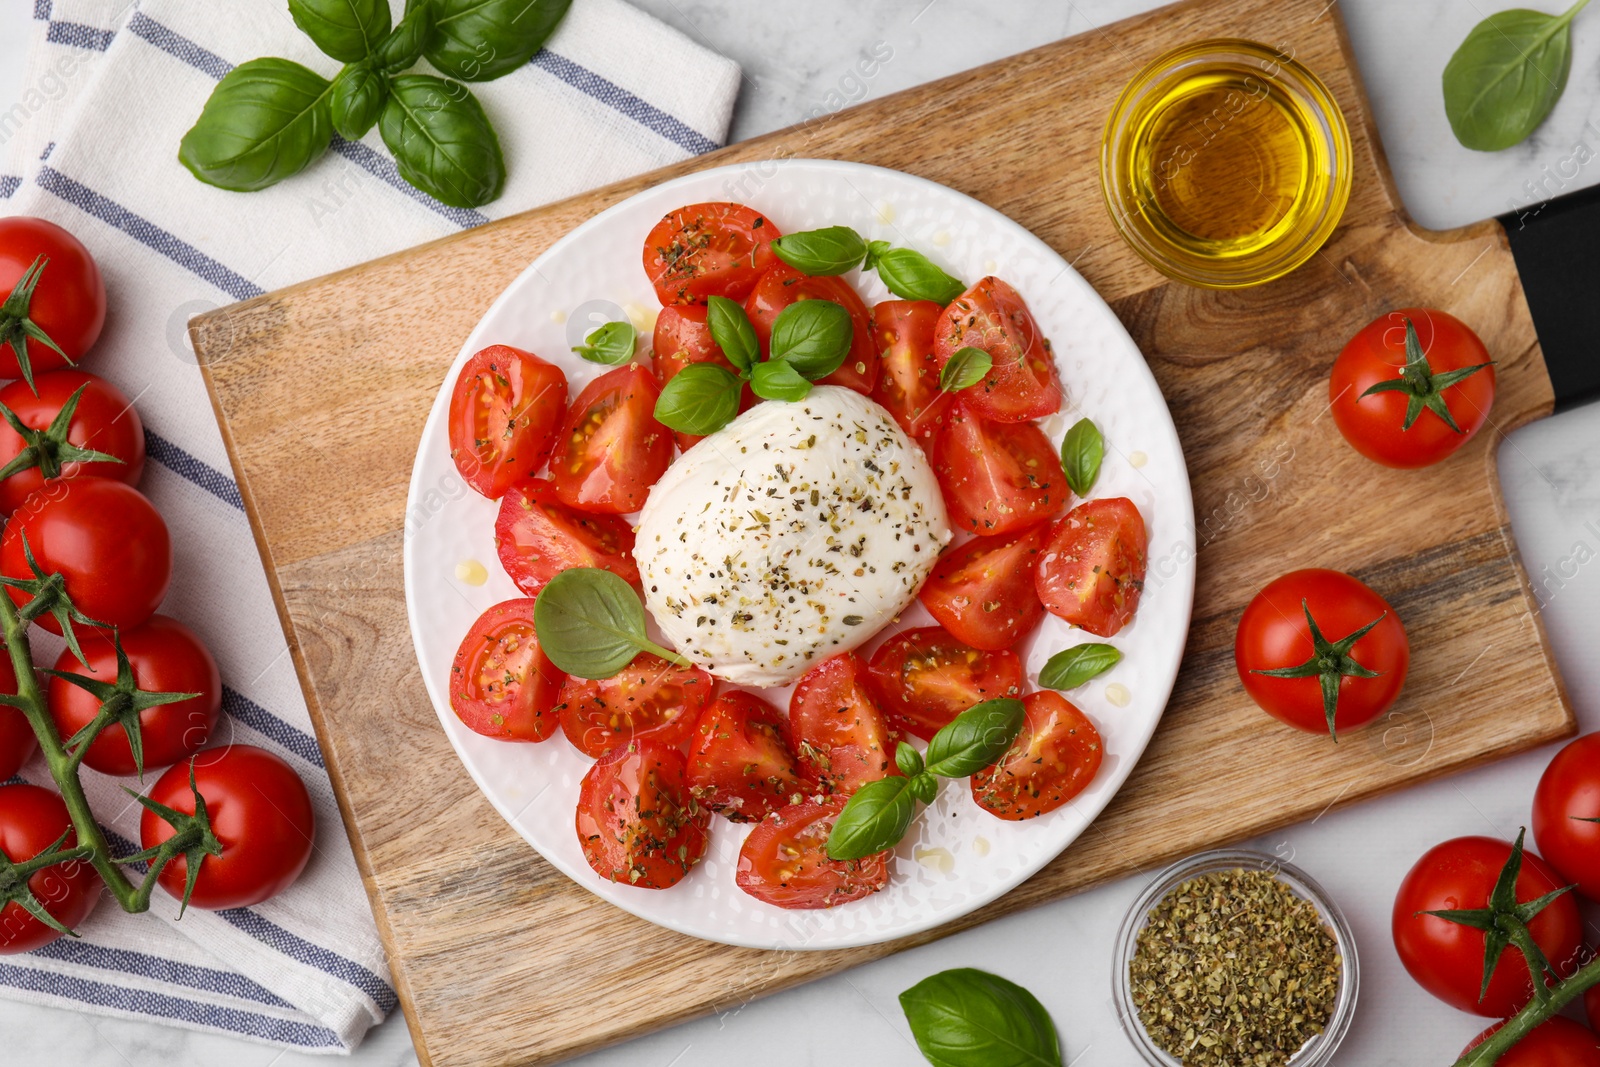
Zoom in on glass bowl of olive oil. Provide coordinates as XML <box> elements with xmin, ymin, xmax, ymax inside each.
<box><xmin>1101</xmin><ymin>39</ymin><xmax>1353</xmax><ymax>289</ymax></box>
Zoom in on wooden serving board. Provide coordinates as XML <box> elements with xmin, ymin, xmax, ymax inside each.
<box><xmin>192</xmin><ymin>0</ymin><xmax>1573</xmax><ymax>1062</ymax></box>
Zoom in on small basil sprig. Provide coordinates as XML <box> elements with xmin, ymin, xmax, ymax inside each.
<box><xmin>768</xmin><ymin>299</ymin><xmax>852</xmax><ymax>382</ymax></box>
<box><xmin>867</xmin><ymin>240</ymin><xmax>968</xmax><ymax>305</ymax></box>
<box><xmin>748</xmin><ymin>359</ymin><xmax>812</xmax><ymax>402</ymax></box>
<box><xmin>762</xmin><ymin>225</ymin><xmax>967</xmax><ymax>303</ymax></box>
<box><xmin>178</xmin><ymin>59</ymin><xmax>335</xmax><ymax>192</ymax></box>
<box><xmin>1039</xmin><ymin>644</ymin><xmax>1121</xmax><ymax>690</ymax></box>
<box><xmin>572</xmin><ymin>320</ymin><xmax>636</xmax><ymax>365</ymax></box>
<box><xmin>1059</xmin><ymin>417</ymin><xmax>1103</xmax><ymax>497</ymax></box>
<box><xmin>381</xmin><ymin>75</ymin><xmax>505</xmax><ymax>210</ymax></box>
<box><xmin>939</xmin><ymin>347</ymin><xmax>992</xmax><ymax>392</ymax></box>
<box><xmin>655</xmin><ymin>364</ymin><xmax>743</xmax><ymax>434</ymax></box>
<box><xmin>707</xmin><ymin>294</ymin><xmax>758</xmax><ymax>374</ymax></box>
<box><xmin>900</xmin><ymin>968</ymin><xmax>1064</xmax><ymax>1067</ymax></box>
<box><xmin>1443</xmin><ymin>0</ymin><xmax>1589</xmax><ymax>152</ymax></box>
<box><xmin>827</xmin><ymin>699</ymin><xmax>1023</xmax><ymax>861</ymax></box>
<box><xmin>532</xmin><ymin>568</ymin><xmax>690</xmax><ymax>679</ymax></box>
<box><xmin>771</xmin><ymin>226</ymin><xmax>869</xmax><ymax>276</ymax></box>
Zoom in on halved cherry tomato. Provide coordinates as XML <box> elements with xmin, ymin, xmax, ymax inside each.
<box><xmin>744</xmin><ymin>263</ymin><xmax>878</xmax><ymax>393</ymax></box>
<box><xmin>549</xmin><ymin>363</ymin><xmax>671</xmax><ymax>514</ymax></box>
<box><xmin>1036</xmin><ymin>497</ymin><xmax>1148</xmax><ymax>638</ymax></box>
<box><xmin>870</xmin><ymin>299</ymin><xmax>951</xmax><ymax>444</ymax></box>
<box><xmin>576</xmin><ymin>740</ymin><xmax>708</xmax><ymax>889</ymax></box>
<box><xmin>447</xmin><ymin>345</ymin><xmax>568</xmax><ymax>500</ymax></box>
<box><xmin>933</xmin><ymin>277</ymin><xmax>1061</xmax><ymax>423</ymax></box>
<box><xmin>0</xmin><ymin>371</ymin><xmax>145</xmax><ymax>516</ymax></box>
<box><xmin>865</xmin><ymin>627</ymin><xmax>1023</xmax><ymax>740</ymax></box>
<box><xmin>0</xmin><ymin>217</ymin><xmax>106</xmax><ymax>381</ymax></box>
<box><xmin>0</xmin><ymin>783</ymin><xmax>99</xmax><ymax>953</ymax></box>
<box><xmin>919</xmin><ymin>526</ymin><xmax>1048</xmax><ymax>651</ymax></box>
<box><xmin>449</xmin><ymin>599</ymin><xmax>565</xmax><ymax>742</ymax></box>
<box><xmin>1532</xmin><ymin>732</ymin><xmax>1600</xmax><ymax>900</ymax></box>
<box><xmin>558</xmin><ymin>652</ymin><xmax>714</xmax><ymax>758</ymax></box>
<box><xmin>932</xmin><ymin>408</ymin><xmax>1068</xmax><ymax>536</ymax></box>
<box><xmin>686</xmin><ymin>690</ymin><xmax>802</xmax><ymax>821</ymax></box>
<box><xmin>48</xmin><ymin>615</ymin><xmax>221</xmax><ymax>777</ymax></box>
<box><xmin>971</xmin><ymin>691</ymin><xmax>1103</xmax><ymax>820</ymax></box>
<box><xmin>788</xmin><ymin>653</ymin><xmax>899</xmax><ymax>795</ymax></box>
<box><xmin>2</xmin><ymin>479</ymin><xmax>171</xmax><ymax>634</ymax></box>
<box><xmin>0</xmin><ymin>652</ymin><xmax>30</xmax><ymax>780</ymax></box>
<box><xmin>735</xmin><ymin>799</ymin><xmax>890</xmax><ymax>909</ymax></box>
<box><xmin>1463</xmin><ymin>1018</ymin><xmax>1600</xmax><ymax>1067</ymax></box>
<box><xmin>643</xmin><ymin>202</ymin><xmax>779</xmax><ymax>306</ymax></box>
<box><xmin>650</xmin><ymin>305</ymin><xmax>755</xmax><ymax>451</ymax></box>
<box><xmin>494</xmin><ymin>478</ymin><xmax>637</xmax><ymax>594</ymax></box>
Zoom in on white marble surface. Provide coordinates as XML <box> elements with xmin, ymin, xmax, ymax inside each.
<box><xmin>3</xmin><ymin>2</ymin><xmax>1600</xmax><ymax>1065</ymax></box>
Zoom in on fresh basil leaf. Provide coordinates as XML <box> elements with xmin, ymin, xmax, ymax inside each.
<box><xmin>179</xmin><ymin>59</ymin><xmax>335</xmax><ymax>193</ymax></box>
<box><xmin>289</xmin><ymin>0</ymin><xmax>392</xmax><ymax>62</ymax></box>
<box><xmin>706</xmin><ymin>294</ymin><xmax>758</xmax><ymax>375</ymax></box>
<box><xmin>375</xmin><ymin>0</ymin><xmax>432</xmax><ymax>73</ymax></box>
<box><xmin>909</xmin><ymin>771</ymin><xmax>938</xmax><ymax>805</ymax></box>
<box><xmin>900</xmin><ymin>968</ymin><xmax>1064</xmax><ymax>1067</ymax></box>
<box><xmin>770</xmin><ymin>299</ymin><xmax>852</xmax><ymax>380</ymax></box>
<box><xmin>573</xmin><ymin>320</ymin><xmax>636</xmax><ymax>365</ymax></box>
<box><xmin>940</xmin><ymin>346</ymin><xmax>992</xmax><ymax>392</ymax></box>
<box><xmin>655</xmin><ymin>364</ymin><xmax>743</xmax><ymax>435</ymax></box>
<box><xmin>1443</xmin><ymin>1</ymin><xmax>1586</xmax><ymax>151</ymax></box>
<box><xmin>533</xmin><ymin>568</ymin><xmax>688</xmax><ymax>679</ymax></box>
<box><xmin>1059</xmin><ymin>417</ymin><xmax>1103</xmax><ymax>496</ymax></box>
<box><xmin>749</xmin><ymin>358</ymin><xmax>813</xmax><ymax>402</ymax></box>
<box><xmin>924</xmin><ymin>698</ymin><xmax>1025</xmax><ymax>779</ymax></box>
<box><xmin>1038</xmin><ymin>644</ymin><xmax>1121</xmax><ymax>690</ymax></box>
<box><xmin>895</xmin><ymin>740</ymin><xmax>925</xmax><ymax>779</ymax></box>
<box><xmin>425</xmin><ymin>0</ymin><xmax>573</xmax><ymax>82</ymax></box>
<box><xmin>379</xmin><ymin>75</ymin><xmax>505</xmax><ymax>209</ymax></box>
<box><xmin>330</xmin><ymin>61</ymin><xmax>388</xmax><ymax>140</ymax></box>
<box><xmin>771</xmin><ymin>226</ymin><xmax>868</xmax><ymax>276</ymax></box>
<box><xmin>873</xmin><ymin>247</ymin><xmax>966</xmax><ymax>305</ymax></box>
<box><xmin>826</xmin><ymin>775</ymin><xmax>919</xmax><ymax>861</ymax></box>
<box><xmin>864</xmin><ymin>239</ymin><xmax>892</xmax><ymax>271</ymax></box>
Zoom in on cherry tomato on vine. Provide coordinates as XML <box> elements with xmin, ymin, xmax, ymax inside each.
<box><xmin>1462</xmin><ymin>1017</ymin><xmax>1600</xmax><ymax>1066</ymax></box>
<box><xmin>870</xmin><ymin>299</ymin><xmax>951</xmax><ymax>444</ymax></box>
<box><xmin>1036</xmin><ymin>497</ymin><xmax>1148</xmax><ymax>638</ymax></box>
<box><xmin>1</xmin><ymin>479</ymin><xmax>171</xmax><ymax>633</ymax></box>
<box><xmin>1330</xmin><ymin>308</ymin><xmax>1495</xmax><ymax>469</ymax></box>
<box><xmin>447</xmin><ymin>344</ymin><xmax>568</xmax><ymax>500</ymax></box>
<box><xmin>0</xmin><ymin>217</ymin><xmax>106</xmax><ymax>384</ymax></box>
<box><xmin>643</xmin><ymin>202</ymin><xmax>779</xmax><ymax>306</ymax></box>
<box><xmin>685</xmin><ymin>690</ymin><xmax>802</xmax><ymax>822</ymax></box>
<box><xmin>744</xmin><ymin>263</ymin><xmax>878</xmax><ymax>393</ymax></box>
<box><xmin>1235</xmin><ymin>569</ymin><xmax>1408</xmax><ymax>739</ymax></box>
<box><xmin>449</xmin><ymin>598</ymin><xmax>565</xmax><ymax>742</ymax></box>
<box><xmin>549</xmin><ymin>363</ymin><xmax>671</xmax><ymax>514</ymax></box>
<box><xmin>48</xmin><ymin>616</ymin><xmax>221</xmax><ymax>777</ymax></box>
<box><xmin>789</xmin><ymin>653</ymin><xmax>900</xmax><ymax>796</ymax></box>
<box><xmin>735</xmin><ymin>799</ymin><xmax>890</xmax><ymax>909</ymax></box>
<box><xmin>918</xmin><ymin>525</ymin><xmax>1048</xmax><ymax>651</ymax></box>
<box><xmin>1392</xmin><ymin>834</ymin><xmax>1582</xmax><ymax>1017</ymax></box>
<box><xmin>971</xmin><ymin>691</ymin><xmax>1102</xmax><ymax>820</ymax></box>
<box><xmin>932</xmin><ymin>408</ymin><xmax>1067</xmax><ymax>537</ymax></box>
<box><xmin>933</xmin><ymin>276</ymin><xmax>1061</xmax><ymax>423</ymax></box>
<box><xmin>0</xmin><ymin>653</ymin><xmax>33</xmax><ymax>780</ymax></box>
<box><xmin>558</xmin><ymin>652</ymin><xmax>714</xmax><ymax>759</ymax></box>
<box><xmin>140</xmin><ymin>745</ymin><xmax>315</xmax><ymax>910</ymax></box>
<box><xmin>0</xmin><ymin>371</ymin><xmax>145</xmax><ymax>515</ymax></box>
<box><xmin>0</xmin><ymin>783</ymin><xmax>100</xmax><ymax>953</ymax></box>
<box><xmin>576</xmin><ymin>740</ymin><xmax>708</xmax><ymax>889</ymax></box>
<box><xmin>865</xmin><ymin>626</ymin><xmax>1023</xmax><ymax>741</ymax></box>
<box><xmin>494</xmin><ymin>478</ymin><xmax>638</xmax><ymax>594</ymax></box>
<box><xmin>1532</xmin><ymin>732</ymin><xmax>1600</xmax><ymax>900</ymax></box>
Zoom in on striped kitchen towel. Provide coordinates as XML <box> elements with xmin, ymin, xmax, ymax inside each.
<box><xmin>0</xmin><ymin>0</ymin><xmax>739</xmax><ymax>1053</ymax></box>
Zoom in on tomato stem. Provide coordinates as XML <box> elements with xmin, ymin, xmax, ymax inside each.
<box><xmin>1452</xmin><ymin>955</ymin><xmax>1600</xmax><ymax>1066</ymax></box>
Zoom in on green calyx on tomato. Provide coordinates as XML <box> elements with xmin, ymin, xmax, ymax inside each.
<box><xmin>0</xmin><ymin>825</ymin><xmax>94</xmax><ymax>939</ymax></box>
<box><xmin>0</xmin><ymin>531</ymin><xmax>108</xmax><ymax>667</ymax></box>
<box><xmin>43</xmin><ymin>636</ymin><xmax>199</xmax><ymax>781</ymax></box>
<box><xmin>0</xmin><ymin>384</ymin><xmax>124</xmax><ymax>483</ymax></box>
<box><xmin>1360</xmin><ymin>318</ymin><xmax>1493</xmax><ymax>434</ymax></box>
<box><xmin>1249</xmin><ymin>597</ymin><xmax>1386</xmax><ymax>741</ymax></box>
<box><xmin>0</xmin><ymin>256</ymin><xmax>72</xmax><ymax>393</ymax></box>
<box><xmin>121</xmin><ymin>758</ymin><xmax>224</xmax><ymax>917</ymax></box>
<box><xmin>1423</xmin><ymin>828</ymin><xmax>1577</xmax><ymax>1008</ymax></box>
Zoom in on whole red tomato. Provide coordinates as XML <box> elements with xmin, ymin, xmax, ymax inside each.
<box><xmin>0</xmin><ymin>370</ymin><xmax>144</xmax><ymax>515</ymax></box>
<box><xmin>1235</xmin><ymin>568</ymin><xmax>1408</xmax><ymax>739</ymax></box>
<box><xmin>1330</xmin><ymin>308</ymin><xmax>1495</xmax><ymax>469</ymax></box>
<box><xmin>1463</xmin><ymin>1017</ymin><xmax>1600</xmax><ymax>1066</ymax></box>
<box><xmin>0</xmin><ymin>783</ymin><xmax>100</xmax><ymax>953</ymax></box>
<box><xmin>1393</xmin><ymin>835</ymin><xmax>1583</xmax><ymax>1017</ymax></box>
<box><xmin>47</xmin><ymin>616</ymin><xmax>221</xmax><ymax>777</ymax></box>
<box><xmin>0</xmin><ymin>217</ymin><xmax>106</xmax><ymax>383</ymax></box>
<box><xmin>139</xmin><ymin>745</ymin><xmax>315</xmax><ymax>910</ymax></box>
<box><xmin>1</xmin><ymin>478</ymin><xmax>171</xmax><ymax>633</ymax></box>
<box><xmin>1532</xmin><ymin>733</ymin><xmax>1600</xmax><ymax>901</ymax></box>
<box><xmin>0</xmin><ymin>651</ymin><xmax>32</xmax><ymax>780</ymax></box>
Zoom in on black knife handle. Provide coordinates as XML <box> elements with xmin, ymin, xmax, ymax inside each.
<box><xmin>1501</xmin><ymin>183</ymin><xmax>1600</xmax><ymax>412</ymax></box>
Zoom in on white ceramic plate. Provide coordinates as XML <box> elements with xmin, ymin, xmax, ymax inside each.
<box><xmin>403</xmin><ymin>160</ymin><xmax>1195</xmax><ymax>950</ymax></box>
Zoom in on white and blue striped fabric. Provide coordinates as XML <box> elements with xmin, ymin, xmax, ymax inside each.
<box><xmin>0</xmin><ymin>0</ymin><xmax>739</xmax><ymax>1052</ymax></box>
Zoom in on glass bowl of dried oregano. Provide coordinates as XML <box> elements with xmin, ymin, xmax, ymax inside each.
<box><xmin>1111</xmin><ymin>849</ymin><xmax>1359</xmax><ymax>1067</ymax></box>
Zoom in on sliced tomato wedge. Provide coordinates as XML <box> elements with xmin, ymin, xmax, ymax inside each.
<box><xmin>558</xmin><ymin>652</ymin><xmax>715</xmax><ymax>758</ymax></box>
<box><xmin>971</xmin><ymin>691</ymin><xmax>1103</xmax><ymax>820</ymax></box>
<box><xmin>934</xmin><ymin>276</ymin><xmax>1062</xmax><ymax>422</ymax></box>
<box><xmin>1036</xmin><ymin>497</ymin><xmax>1149</xmax><ymax>638</ymax></box>
<box><xmin>865</xmin><ymin>627</ymin><xmax>1024</xmax><ymax>741</ymax></box>
<box><xmin>735</xmin><ymin>799</ymin><xmax>890</xmax><ymax>909</ymax></box>
<box><xmin>788</xmin><ymin>653</ymin><xmax>900</xmax><ymax>795</ymax></box>
<box><xmin>494</xmin><ymin>478</ymin><xmax>637</xmax><ymax>594</ymax></box>
<box><xmin>549</xmin><ymin>363</ymin><xmax>672</xmax><ymax>514</ymax></box>
<box><xmin>576</xmin><ymin>740</ymin><xmax>709</xmax><ymax>889</ymax></box>
<box><xmin>650</xmin><ymin>304</ymin><xmax>755</xmax><ymax>451</ymax></box>
<box><xmin>919</xmin><ymin>526</ymin><xmax>1049</xmax><ymax>651</ymax></box>
<box><xmin>447</xmin><ymin>345</ymin><xmax>568</xmax><ymax>499</ymax></box>
<box><xmin>686</xmin><ymin>691</ymin><xmax>803</xmax><ymax>821</ymax></box>
<box><xmin>449</xmin><ymin>599</ymin><xmax>566</xmax><ymax>741</ymax></box>
<box><xmin>870</xmin><ymin>299</ymin><xmax>951</xmax><ymax>444</ymax></box>
<box><xmin>744</xmin><ymin>263</ymin><xmax>878</xmax><ymax>393</ymax></box>
<box><xmin>643</xmin><ymin>202</ymin><xmax>779</xmax><ymax>305</ymax></box>
<box><xmin>932</xmin><ymin>407</ymin><xmax>1068</xmax><ymax>536</ymax></box>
